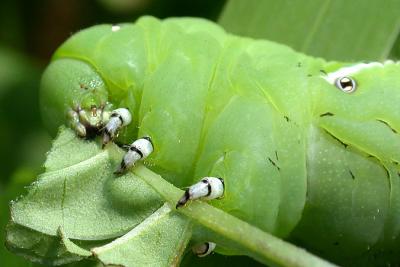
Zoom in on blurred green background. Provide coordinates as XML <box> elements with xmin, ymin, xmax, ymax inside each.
<box><xmin>0</xmin><ymin>1</ymin><xmax>226</xmax><ymax>266</ymax></box>
<box><xmin>1</xmin><ymin>0</ymin><xmax>400</xmax><ymax>266</ymax></box>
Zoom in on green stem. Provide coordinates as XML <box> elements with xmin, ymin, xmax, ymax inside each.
<box><xmin>133</xmin><ymin>165</ymin><xmax>337</xmax><ymax>267</ymax></box>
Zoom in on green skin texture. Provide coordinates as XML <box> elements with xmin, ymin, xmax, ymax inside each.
<box><xmin>40</xmin><ymin>16</ymin><xmax>400</xmax><ymax>266</ymax></box>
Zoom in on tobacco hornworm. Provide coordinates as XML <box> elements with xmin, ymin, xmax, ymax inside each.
<box><xmin>38</xmin><ymin>16</ymin><xmax>400</xmax><ymax>266</ymax></box>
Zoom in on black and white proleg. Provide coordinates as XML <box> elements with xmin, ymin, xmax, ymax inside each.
<box><xmin>176</xmin><ymin>177</ymin><xmax>225</xmax><ymax>208</ymax></box>
<box><xmin>102</xmin><ymin>108</ymin><xmax>132</xmax><ymax>147</ymax></box>
<box><xmin>192</xmin><ymin>242</ymin><xmax>216</xmax><ymax>257</ymax></box>
<box><xmin>114</xmin><ymin>136</ymin><xmax>153</xmax><ymax>174</ymax></box>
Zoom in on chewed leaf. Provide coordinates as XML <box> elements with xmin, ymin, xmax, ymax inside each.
<box><xmin>10</xmin><ymin>127</ymin><xmax>162</xmax><ymax>240</ymax></box>
<box><xmin>43</xmin><ymin>127</ymin><xmax>105</xmax><ymax>171</ymax></box>
<box><xmin>92</xmin><ymin>203</ymin><xmax>192</xmax><ymax>267</ymax></box>
<box><xmin>6</xmin><ymin>222</ymin><xmax>113</xmax><ymax>266</ymax></box>
<box><xmin>5</xmin><ymin>222</ymin><xmax>83</xmax><ymax>265</ymax></box>
<box><xmin>58</xmin><ymin>227</ymin><xmax>92</xmax><ymax>257</ymax></box>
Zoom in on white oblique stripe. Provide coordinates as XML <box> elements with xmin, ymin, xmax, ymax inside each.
<box><xmin>322</xmin><ymin>61</ymin><xmax>394</xmax><ymax>84</ymax></box>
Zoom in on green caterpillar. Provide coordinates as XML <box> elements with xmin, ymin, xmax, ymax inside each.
<box><xmin>39</xmin><ymin>16</ymin><xmax>400</xmax><ymax>266</ymax></box>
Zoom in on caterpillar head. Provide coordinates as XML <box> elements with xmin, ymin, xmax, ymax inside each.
<box><xmin>40</xmin><ymin>59</ymin><xmax>111</xmax><ymax>137</ymax></box>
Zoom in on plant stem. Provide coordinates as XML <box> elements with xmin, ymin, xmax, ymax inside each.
<box><xmin>133</xmin><ymin>165</ymin><xmax>337</xmax><ymax>267</ymax></box>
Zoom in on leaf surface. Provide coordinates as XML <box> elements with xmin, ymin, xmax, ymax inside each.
<box><xmin>92</xmin><ymin>203</ymin><xmax>191</xmax><ymax>267</ymax></box>
<box><xmin>10</xmin><ymin>127</ymin><xmax>162</xmax><ymax>240</ymax></box>
<box><xmin>219</xmin><ymin>0</ymin><xmax>400</xmax><ymax>61</ymax></box>
<box><xmin>6</xmin><ymin>222</ymin><xmax>83</xmax><ymax>266</ymax></box>
<box><xmin>390</xmin><ymin>34</ymin><xmax>400</xmax><ymax>59</ymax></box>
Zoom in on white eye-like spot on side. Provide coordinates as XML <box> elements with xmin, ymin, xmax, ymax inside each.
<box><xmin>192</xmin><ymin>242</ymin><xmax>216</xmax><ymax>257</ymax></box>
<box><xmin>335</xmin><ymin>76</ymin><xmax>356</xmax><ymax>93</ymax></box>
<box><xmin>321</xmin><ymin>61</ymin><xmax>391</xmax><ymax>94</ymax></box>
<box><xmin>112</xmin><ymin>108</ymin><xmax>132</xmax><ymax>126</ymax></box>
<box><xmin>111</xmin><ymin>25</ymin><xmax>121</xmax><ymax>32</ymax></box>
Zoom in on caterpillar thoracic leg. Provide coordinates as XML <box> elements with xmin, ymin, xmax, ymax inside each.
<box><xmin>67</xmin><ymin>109</ymin><xmax>87</xmax><ymax>137</ymax></box>
<box><xmin>102</xmin><ymin>108</ymin><xmax>132</xmax><ymax>148</ymax></box>
<box><xmin>176</xmin><ymin>177</ymin><xmax>224</xmax><ymax>208</ymax></box>
<box><xmin>192</xmin><ymin>242</ymin><xmax>216</xmax><ymax>257</ymax></box>
<box><xmin>114</xmin><ymin>136</ymin><xmax>153</xmax><ymax>174</ymax></box>
<box><xmin>67</xmin><ymin>104</ymin><xmax>111</xmax><ymax>138</ymax></box>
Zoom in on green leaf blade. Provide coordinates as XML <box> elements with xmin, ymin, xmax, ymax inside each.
<box><xmin>10</xmin><ymin>127</ymin><xmax>163</xmax><ymax>240</ymax></box>
<box><xmin>59</xmin><ymin>227</ymin><xmax>92</xmax><ymax>257</ymax></box>
<box><xmin>5</xmin><ymin>223</ymin><xmax>84</xmax><ymax>266</ymax></box>
<box><xmin>219</xmin><ymin>0</ymin><xmax>400</xmax><ymax>61</ymax></box>
<box><xmin>92</xmin><ymin>203</ymin><xmax>192</xmax><ymax>267</ymax></box>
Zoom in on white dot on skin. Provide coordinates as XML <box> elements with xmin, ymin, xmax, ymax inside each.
<box><xmin>111</xmin><ymin>25</ymin><xmax>121</xmax><ymax>32</ymax></box>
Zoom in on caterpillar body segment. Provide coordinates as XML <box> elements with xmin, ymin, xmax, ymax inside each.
<box><xmin>40</xmin><ymin>16</ymin><xmax>400</xmax><ymax>266</ymax></box>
